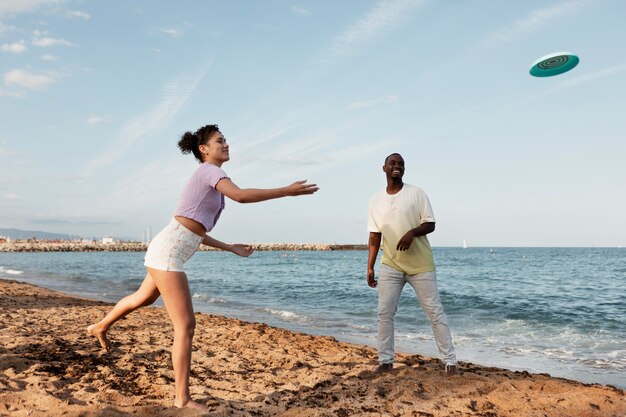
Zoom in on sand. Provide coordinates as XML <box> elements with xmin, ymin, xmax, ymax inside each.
<box><xmin>1</xmin><ymin>278</ymin><xmax>623</xmax><ymax>417</ymax></box>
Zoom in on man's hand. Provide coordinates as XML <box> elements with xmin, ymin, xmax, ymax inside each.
<box><xmin>396</xmin><ymin>230</ymin><xmax>415</xmax><ymax>251</ymax></box>
<box><xmin>231</xmin><ymin>244</ymin><xmax>254</xmax><ymax>257</ymax></box>
<box><xmin>367</xmin><ymin>268</ymin><xmax>377</xmax><ymax>288</ymax></box>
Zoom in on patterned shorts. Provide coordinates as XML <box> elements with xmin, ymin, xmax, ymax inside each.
<box><xmin>144</xmin><ymin>218</ymin><xmax>203</xmax><ymax>272</ymax></box>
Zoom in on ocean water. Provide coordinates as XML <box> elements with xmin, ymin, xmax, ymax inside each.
<box><xmin>1</xmin><ymin>247</ymin><xmax>624</xmax><ymax>388</ymax></box>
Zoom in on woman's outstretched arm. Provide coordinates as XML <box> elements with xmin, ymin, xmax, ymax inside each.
<box><xmin>215</xmin><ymin>178</ymin><xmax>318</xmax><ymax>203</ymax></box>
<box><xmin>202</xmin><ymin>234</ymin><xmax>253</xmax><ymax>257</ymax></box>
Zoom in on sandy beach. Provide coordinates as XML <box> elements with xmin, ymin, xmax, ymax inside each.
<box><xmin>1</xmin><ymin>278</ymin><xmax>623</xmax><ymax>417</ymax></box>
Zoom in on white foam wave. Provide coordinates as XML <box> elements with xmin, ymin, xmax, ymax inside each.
<box><xmin>192</xmin><ymin>293</ymin><xmax>228</xmax><ymax>304</ymax></box>
<box><xmin>5</xmin><ymin>269</ymin><xmax>23</xmax><ymax>275</ymax></box>
<box><xmin>261</xmin><ymin>308</ymin><xmax>303</xmax><ymax>320</ymax></box>
<box><xmin>396</xmin><ymin>332</ymin><xmax>432</xmax><ymax>342</ymax></box>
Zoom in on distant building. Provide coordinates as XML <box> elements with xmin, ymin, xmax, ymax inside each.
<box><xmin>102</xmin><ymin>236</ymin><xmax>114</xmax><ymax>244</ymax></box>
<box><xmin>0</xmin><ymin>235</ymin><xmax>8</xmax><ymax>243</ymax></box>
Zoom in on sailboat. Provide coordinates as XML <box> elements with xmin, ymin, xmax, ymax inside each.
<box><xmin>463</xmin><ymin>238</ymin><xmax>468</xmax><ymax>249</ymax></box>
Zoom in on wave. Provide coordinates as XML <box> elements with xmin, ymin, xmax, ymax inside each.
<box><xmin>192</xmin><ymin>293</ymin><xmax>229</xmax><ymax>305</ymax></box>
<box><xmin>0</xmin><ymin>266</ymin><xmax>24</xmax><ymax>275</ymax></box>
<box><xmin>259</xmin><ymin>308</ymin><xmax>304</xmax><ymax>320</ymax></box>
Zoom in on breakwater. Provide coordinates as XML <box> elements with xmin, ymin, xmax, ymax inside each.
<box><xmin>0</xmin><ymin>241</ymin><xmax>366</xmax><ymax>252</ymax></box>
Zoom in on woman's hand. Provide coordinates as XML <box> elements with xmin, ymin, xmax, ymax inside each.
<box><xmin>285</xmin><ymin>180</ymin><xmax>319</xmax><ymax>196</ymax></box>
<box><xmin>230</xmin><ymin>244</ymin><xmax>254</xmax><ymax>257</ymax></box>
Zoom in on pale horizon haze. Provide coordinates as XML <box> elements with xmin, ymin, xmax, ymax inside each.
<box><xmin>1</xmin><ymin>0</ymin><xmax>625</xmax><ymax>247</ymax></box>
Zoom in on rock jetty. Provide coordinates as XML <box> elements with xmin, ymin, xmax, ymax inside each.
<box><xmin>0</xmin><ymin>241</ymin><xmax>366</xmax><ymax>252</ymax></box>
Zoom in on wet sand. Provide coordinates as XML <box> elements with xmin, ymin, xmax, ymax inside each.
<box><xmin>1</xmin><ymin>278</ymin><xmax>623</xmax><ymax>416</ymax></box>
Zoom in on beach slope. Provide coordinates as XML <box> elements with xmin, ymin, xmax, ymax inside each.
<box><xmin>1</xmin><ymin>278</ymin><xmax>623</xmax><ymax>417</ymax></box>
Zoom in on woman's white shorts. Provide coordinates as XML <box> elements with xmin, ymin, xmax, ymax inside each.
<box><xmin>144</xmin><ymin>218</ymin><xmax>203</xmax><ymax>272</ymax></box>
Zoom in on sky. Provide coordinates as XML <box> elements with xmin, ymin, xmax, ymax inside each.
<box><xmin>1</xmin><ymin>0</ymin><xmax>625</xmax><ymax>247</ymax></box>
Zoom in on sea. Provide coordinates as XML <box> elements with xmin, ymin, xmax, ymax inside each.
<box><xmin>1</xmin><ymin>247</ymin><xmax>624</xmax><ymax>389</ymax></box>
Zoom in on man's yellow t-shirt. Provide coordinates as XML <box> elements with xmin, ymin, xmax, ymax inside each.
<box><xmin>367</xmin><ymin>184</ymin><xmax>435</xmax><ymax>275</ymax></box>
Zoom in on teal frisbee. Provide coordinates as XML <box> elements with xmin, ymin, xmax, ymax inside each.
<box><xmin>530</xmin><ymin>52</ymin><xmax>579</xmax><ymax>77</ymax></box>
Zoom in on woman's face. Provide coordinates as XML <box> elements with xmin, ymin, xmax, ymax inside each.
<box><xmin>200</xmin><ymin>131</ymin><xmax>230</xmax><ymax>165</ymax></box>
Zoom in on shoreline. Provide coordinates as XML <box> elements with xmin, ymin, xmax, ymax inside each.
<box><xmin>1</xmin><ymin>277</ymin><xmax>624</xmax><ymax>417</ymax></box>
<box><xmin>0</xmin><ymin>241</ymin><xmax>367</xmax><ymax>252</ymax></box>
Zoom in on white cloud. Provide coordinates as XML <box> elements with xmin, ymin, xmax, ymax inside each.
<box><xmin>65</xmin><ymin>10</ymin><xmax>90</xmax><ymax>20</ymax></box>
<box><xmin>0</xmin><ymin>0</ymin><xmax>62</xmax><ymax>16</ymax></box>
<box><xmin>559</xmin><ymin>62</ymin><xmax>626</xmax><ymax>88</ymax></box>
<box><xmin>2</xmin><ymin>193</ymin><xmax>19</xmax><ymax>200</ymax></box>
<box><xmin>348</xmin><ymin>94</ymin><xmax>398</xmax><ymax>110</ymax></box>
<box><xmin>524</xmin><ymin>62</ymin><xmax>626</xmax><ymax>102</ymax></box>
<box><xmin>0</xmin><ymin>88</ymin><xmax>24</xmax><ymax>97</ymax></box>
<box><xmin>1</xmin><ymin>41</ymin><xmax>27</xmax><ymax>53</ymax></box>
<box><xmin>160</xmin><ymin>27</ymin><xmax>183</xmax><ymax>38</ymax></box>
<box><xmin>0</xmin><ymin>145</ymin><xmax>16</xmax><ymax>156</ymax></box>
<box><xmin>290</xmin><ymin>6</ymin><xmax>311</xmax><ymax>16</ymax></box>
<box><xmin>325</xmin><ymin>0</ymin><xmax>425</xmax><ymax>60</ymax></box>
<box><xmin>87</xmin><ymin>115</ymin><xmax>109</xmax><ymax>125</ymax></box>
<box><xmin>481</xmin><ymin>0</ymin><xmax>592</xmax><ymax>46</ymax></box>
<box><xmin>0</xmin><ymin>22</ymin><xmax>17</xmax><ymax>34</ymax></box>
<box><xmin>4</xmin><ymin>68</ymin><xmax>56</xmax><ymax>89</ymax></box>
<box><xmin>32</xmin><ymin>30</ymin><xmax>74</xmax><ymax>47</ymax></box>
<box><xmin>81</xmin><ymin>63</ymin><xmax>211</xmax><ymax>176</ymax></box>
<box><xmin>41</xmin><ymin>53</ymin><xmax>59</xmax><ymax>61</ymax></box>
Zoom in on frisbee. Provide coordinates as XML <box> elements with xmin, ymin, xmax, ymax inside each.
<box><xmin>530</xmin><ymin>52</ymin><xmax>579</xmax><ymax>77</ymax></box>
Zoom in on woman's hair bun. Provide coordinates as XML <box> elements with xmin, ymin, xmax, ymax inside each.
<box><xmin>178</xmin><ymin>131</ymin><xmax>198</xmax><ymax>155</ymax></box>
<box><xmin>178</xmin><ymin>124</ymin><xmax>220</xmax><ymax>162</ymax></box>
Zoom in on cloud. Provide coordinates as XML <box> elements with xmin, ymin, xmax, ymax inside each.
<box><xmin>2</xmin><ymin>193</ymin><xmax>18</xmax><ymax>200</ymax></box>
<box><xmin>1</xmin><ymin>41</ymin><xmax>27</xmax><ymax>53</ymax></box>
<box><xmin>0</xmin><ymin>88</ymin><xmax>24</xmax><ymax>97</ymax></box>
<box><xmin>30</xmin><ymin>217</ymin><xmax>120</xmax><ymax>226</ymax></box>
<box><xmin>324</xmin><ymin>0</ymin><xmax>425</xmax><ymax>61</ymax></box>
<box><xmin>236</xmin><ymin>123</ymin><xmax>389</xmax><ymax>174</ymax></box>
<box><xmin>32</xmin><ymin>32</ymin><xmax>74</xmax><ymax>47</ymax></box>
<box><xmin>41</xmin><ymin>54</ymin><xmax>59</xmax><ymax>61</ymax></box>
<box><xmin>348</xmin><ymin>94</ymin><xmax>398</xmax><ymax>110</ymax></box>
<box><xmin>290</xmin><ymin>6</ymin><xmax>311</xmax><ymax>16</ymax></box>
<box><xmin>558</xmin><ymin>62</ymin><xmax>626</xmax><ymax>88</ymax></box>
<box><xmin>524</xmin><ymin>62</ymin><xmax>626</xmax><ymax>102</ymax></box>
<box><xmin>65</xmin><ymin>10</ymin><xmax>90</xmax><ymax>20</ymax></box>
<box><xmin>86</xmin><ymin>115</ymin><xmax>110</xmax><ymax>125</ymax></box>
<box><xmin>0</xmin><ymin>145</ymin><xmax>16</xmax><ymax>156</ymax></box>
<box><xmin>0</xmin><ymin>0</ymin><xmax>62</xmax><ymax>16</ymax></box>
<box><xmin>4</xmin><ymin>68</ymin><xmax>56</xmax><ymax>89</ymax></box>
<box><xmin>0</xmin><ymin>22</ymin><xmax>17</xmax><ymax>34</ymax></box>
<box><xmin>80</xmin><ymin>64</ymin><xmax>211</xmax><ymax>176</ymax></box>
<box><xmin>481</xmin><ymin>0</ymin><xmax>592</xmax><ymax>46</ymax></box>
<box><xmin>160</xmin><ymin>27</ymin><xmax>183</xmax><ymax>38</ymax></box>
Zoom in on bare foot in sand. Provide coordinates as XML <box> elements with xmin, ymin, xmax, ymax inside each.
<box><xmin>87</xmin><ymin>324</ymin><xmax>111</xmax><ymax>351</ymax></box>
<box><xmin>176</xmin><ymin>400</ymin><xmax>211</xmax><ymax>413</ymax></box>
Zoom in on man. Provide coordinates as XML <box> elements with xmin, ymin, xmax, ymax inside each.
<box><xmin>367</xmin><ymin>153</ymin><xmax>457</xmax><ymax>375</ymax></box>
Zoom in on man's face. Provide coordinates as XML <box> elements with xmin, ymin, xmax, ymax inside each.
<box><xmin>383</xmin><ymin>154</ymin><xmax>405</xmax><ymax>179</ymax></box>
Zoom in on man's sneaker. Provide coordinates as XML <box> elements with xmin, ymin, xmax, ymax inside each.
<box><xmin>374</xmin><ymin>363</ymin><xmax>393</xmax><ymax>373</ymax></box>
<box><xmin>445</xmin><ymin>364</ymin><xmax>458</xmax><ymax>376</ymax></box>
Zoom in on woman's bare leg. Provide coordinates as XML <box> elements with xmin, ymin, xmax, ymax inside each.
<box><xmin>147</xmin><ymin>267</ymin><xmax>208</xmax><ymax>411</ymax></box>
<box><xmin>88</xmin><ymin>272</ymin><xmax>160</xmax><ymax>351</ymax></box>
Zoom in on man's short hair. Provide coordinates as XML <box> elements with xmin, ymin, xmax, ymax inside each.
<box><xmin>384</xmin><ymin>153</ymin><xmax>402</xmax><ymax>164</ymax></box>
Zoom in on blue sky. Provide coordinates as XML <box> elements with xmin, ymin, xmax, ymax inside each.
<box><xmin>1</xmin><ymin>0</ymin><xmax>625</xmax><ymax>247</ymax></box>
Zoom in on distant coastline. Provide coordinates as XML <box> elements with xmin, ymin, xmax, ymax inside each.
<box><xmin>0</xmin><ymin>240</ymin><xmax>367</xmax><ymax>252</ymax></box>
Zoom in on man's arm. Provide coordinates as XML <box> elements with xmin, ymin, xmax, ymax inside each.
<box><xmin>396</xmin><ymin>222</ymin><xmax>435</xmax><ymax>251</ymax></box>
<box><xmin>367</xmin><ymin>232</ymin><xmax>382</xmax><ymax>288</ymax></box>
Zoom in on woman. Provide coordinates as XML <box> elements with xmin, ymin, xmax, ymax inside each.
<box><xmin>87</xmin><ymin>124</ymin><xmax>318</xmax><ymax>411</ymax></box>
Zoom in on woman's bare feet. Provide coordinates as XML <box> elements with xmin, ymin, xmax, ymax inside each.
<box><xmin>175</xmin><ymin>399</ymin><xmax>211</xmax><ymax>412</ymax></box>
<box><xmin>87</xmin><ymin>323</ymin><xmax>111</xmax><ymax>351</ymax></box>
